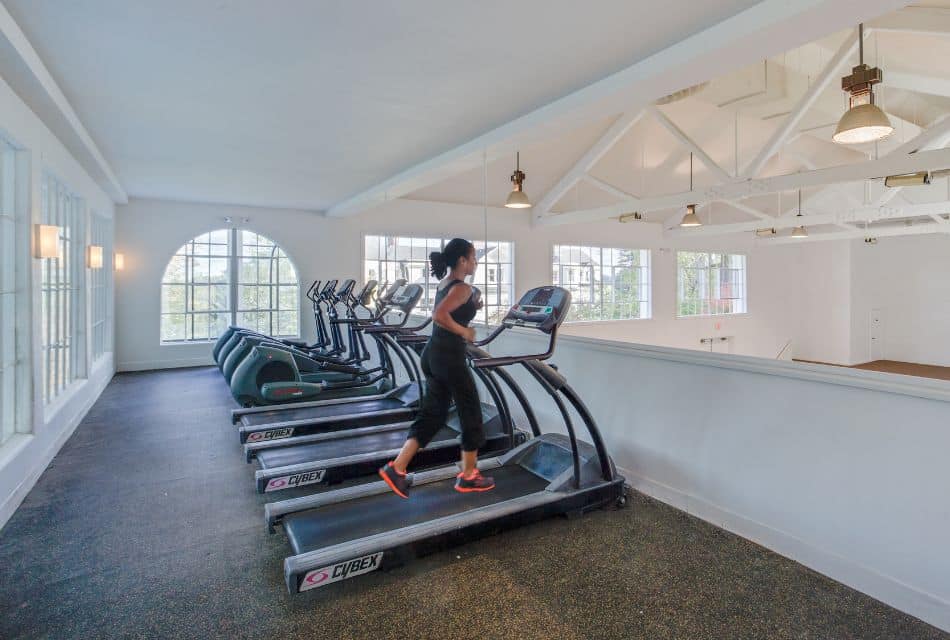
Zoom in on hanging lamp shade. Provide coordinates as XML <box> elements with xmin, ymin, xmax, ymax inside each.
<box><xmin>833</xmin><ymin>102</ymin><xmax>893</xmax><ymax>145</ymax></box>
<box><xmin>505</xmin><ymin>152</ymin><xmax>531</xmax><ymax>208</ymax></box>
<box><xmin>680</xmin><ymin>204</ymin><xmax>702</xmax><ymax>228</ymax></box>
<box><xmin>505</xmin><ymin>187</ymin><xmax>531</xmax><ymax>208</ymax></box>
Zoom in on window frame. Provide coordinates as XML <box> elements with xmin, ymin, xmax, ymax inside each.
<box><xmin>40</xmin><ymin>172</ymin><xmax>87</xmax><ymax>406</ymax></box>
<box><xmin>551</xmin><ymin>244</ymin><xmax>652</xmax><ymax>323</ymax></box>
<box><xmin>361</xmin><ymin>234</ymin><xmax>515</xmax><ymax>327</ymax></box>
<box><xmin>0</xmin><ymin>136</ymin><xmax>28</xmax><ymax>444</ymax></box>
<box><xmin>676</xmin><ymin>250</ymin><xmax>748</xmax><ymax>318</ymax></box>
<box><xmin>89</xmin><ymin>212</ymin><xmax>111</xmax><ymax>364</ymax></box>
<box><xmin>160</xmin><ymin>228</ymin><xmax>301</xmax><ymax>344</ymax></box>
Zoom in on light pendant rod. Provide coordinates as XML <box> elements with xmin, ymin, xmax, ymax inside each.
<box><xmin>859</xmin><ymin>23</ymin><xmax>864</xmax><ymax>66</ymax></box>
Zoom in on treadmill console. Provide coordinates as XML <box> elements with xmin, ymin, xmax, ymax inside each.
<box><xmin>390</xmin><ymin>284</ymin><xmax>423</xmax><ymax>312</ymax></box>
<box><xmin>378</xmin><ymin>279</ymin><xmax>408</xmax><ymax>304</ymax></box>
<box><xmin>503</xmin><ymin>286</ymin><xmax>571</xmax><ymax>333</ymax></box>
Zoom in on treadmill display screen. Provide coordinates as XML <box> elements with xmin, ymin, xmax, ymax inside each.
<box><xmin>504</xmin><ymin>286</ymin><xmax>571</xmax><ymax>332</ymax></box>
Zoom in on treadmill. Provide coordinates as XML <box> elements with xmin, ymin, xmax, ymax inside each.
<box><xmin>231</xmin><ymin>283</ymin><xmax>425</xmax><ymax>445</ymax></box>
<box><xmin>263</xmin><ymin>285</ymin><xmax>626</xmax><ymax>593</ymax></box>
<box><xmin>247</xmin><ymin>332</ymin><xmax>541</xmax><ymax>493</ymax></box>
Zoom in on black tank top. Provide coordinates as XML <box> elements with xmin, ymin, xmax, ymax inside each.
<box><xmin>430</xmin><ymin>279</ymin><xmax>477</xmax><ymax>341</ymax></box>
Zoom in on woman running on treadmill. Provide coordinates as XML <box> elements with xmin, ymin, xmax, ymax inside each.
<box><xmin>379</xmin><ymin>238</ymin><xmax>494</xmax><ymax>497</ymax></box>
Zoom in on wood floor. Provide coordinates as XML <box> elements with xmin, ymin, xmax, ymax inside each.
<box><xmin>795</xmin><ymin>359</ymin><xmax>950</xmax><ymax>382</ymax></box>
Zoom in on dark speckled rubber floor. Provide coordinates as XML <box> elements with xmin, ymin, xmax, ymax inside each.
<box><xmin>0</xmin><ymin>367</ymin><xmax>945</xmax><ymax>640</ymax></box>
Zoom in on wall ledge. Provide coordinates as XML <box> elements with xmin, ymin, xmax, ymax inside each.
<box><xmin>509</xmin><ymin>329</ymin><xmax>950</xmax><ymax>404</ymax></box>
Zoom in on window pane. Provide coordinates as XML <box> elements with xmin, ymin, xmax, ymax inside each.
<box><xmin>162</xmin><ymin>314</ymin><xmax>187</xmax><ymax>341</ymax></box>
<box><xmin>677</xmin><ymin>251</ymin><xmax>746</xmax><ymax>317</ymax></box>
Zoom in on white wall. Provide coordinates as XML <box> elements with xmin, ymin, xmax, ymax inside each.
<box><xmin>0</xmin><ymin>70</ymin><xmax>116</xmax><ymax>529</ymax></box>
<box><xmin>115</xmin><ymin>196</ymin><xmax>806</xmax><ymax>369</ymax></box>
<box><xmin>490</xmin><ymin>330</ymin><xmax>950</xmax><ymax>632</ymax></box>
<box><xmin>851</xmin><ymin>234</ymin><xmax>950</xmax><ymax>367</ymax></box>
<box><xmin>792</xmin><ymin>240</ymin><xmax>853</xmax><ymax>365</ymax></box>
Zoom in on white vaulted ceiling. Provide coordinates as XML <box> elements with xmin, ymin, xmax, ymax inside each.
<box><xmin>2</xmin><ymin>0</ymin><xmax>766</xmax><ymax>210</ymax></box>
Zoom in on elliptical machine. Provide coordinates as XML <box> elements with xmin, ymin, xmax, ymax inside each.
<box><xmin>229</xmin><ymin>283</ymin><xmax>422</xmax><ymax>407</ymax></box>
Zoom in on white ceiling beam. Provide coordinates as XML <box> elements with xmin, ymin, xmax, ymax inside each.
<box><xmin>931</xmin><ymin>214</ymin><xmax>950</xmax><ymax>225</ymax></box>
<box><xmin>727</xmin><ymin>200</ymin><xmax>774</xmax><ymax>221</ymax></box>
<box><xmin>885</xmin><ymin>115</ymin><xmax>950</xmax><ymax>156</ymax></box>
<box><xmin>665</xmin><ymin>200</ymin><xmax>950</xmax><ymax>238</ymax></box>
<box><xmin>538</xmin><ymin>147</ymin><xmax>950</xmax><ymax>227</ymax></box>
<box><xmin>886</xmin><ymin>71</ymin><xmax>950</xmax><ymax>100</ymax></box>
<box><xmin>646</xmin><ymin>105</ymin><xmax>732</xmax><ymax>183</ymax></box>
<box><xmin>869</xmin><ymin>6</ymin><xmax>950</xmax><ymax>38</ymax></box>
<box><xmin>581</xmin><ymin>175</ymin><xmax>637</xmax><ymax>201</ymax></box>
<box><xmin>873</xmin><ymin>116</ymin><xmax>950</xmax><ymax>207</ymax></box>
<box><xmin>741</xmin><ymin>28</ymin><xmax>863</xmax><ymax>179</ymax></box>
<box><xmin>535</xmin><ymin>110</ymin><xmax>645</xmax><ymax>214</ymax></box>
<box><xmin>326</xmin><ymin>0</ymin><xmax>907</xmax><ymax>218</ymax></box>
<box><xmin>767</xmin><ymin>222</ymin><xmax>950</xmax><ymax>244</ymax></box>
<box><xmin>0</xmin><ymin>4</ymin><xmax>127</xmax><ymax>203</ymax></box>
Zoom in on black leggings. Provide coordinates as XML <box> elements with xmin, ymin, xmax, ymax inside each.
<box><xmin>407</xmin><ymin>335</ymin><xmax>485</xmax><ymax>452</ymax></box>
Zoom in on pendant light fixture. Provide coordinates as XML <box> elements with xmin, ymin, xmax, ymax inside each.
<box><xmin>833</xmin><ymin>24</ymin><xmax>893</xmax><ymax>145</ymax></box>
<box><xmin>791</xmin><ymin>189</ymin><xmax>808</xmax><ymax>238</ymax></box>
<box><xmin>505</xmin><ymin>152</ymin><xmax>531</xmax><ymax>208</ymax></box>
<box><xmin>680</xmin><ymin>153</ymin><xmax>702</xmax><ymax>227</ymax></box>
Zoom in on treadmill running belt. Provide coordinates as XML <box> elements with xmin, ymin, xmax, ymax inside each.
<box><xmin>240</xmin><ymin>398</ymin><xmax>407</xmax><ymax>426</ymax></box>
<box><xmin>283</xmin><ymin>465</ymin><xmax>548</xmax><ymax>554</ymax></box>
<box><xmin>256</xmin><ymin>426</ymin><xmax>459</xmax><ymax>469</ymax></box>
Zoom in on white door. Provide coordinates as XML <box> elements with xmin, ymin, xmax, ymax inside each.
<box><xmin>869</xmin><ymin>308</ymin><xmax>884</xmax><ymax>361</ymax></box>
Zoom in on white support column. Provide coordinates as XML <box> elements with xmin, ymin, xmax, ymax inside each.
<box><xmin>534</xmin><ymin>110</ymin><xmax>645</xmax><ymax>216</ymax></box>
<box><xmin>742</xmin><ymin>28</ymin><xmax>864</xmax><ymax>179</ymax></box>
<box><xmin>646</xmin><ymin>104</ymin><xmax>733</xmax><ymax>183</ymax></box>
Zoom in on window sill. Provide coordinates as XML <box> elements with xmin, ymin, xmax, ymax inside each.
<box><xmin>42</xmin><ymin>379</ymin><xmax>85</xmax><ymax>425</ymax></box>
<box><xmin>675</xmin><ymin>312</ymin><xmax>749</xmax><ymax>319</ymax></box>
<box><xmin>0</xmin><ymin>433</ymin><xmax>33</xmax><ymax>473</ymax></box>
<box><xmin>563</xmin><ymin>318</ymin><xmax>652</xmax><ymax>327</ymax></box>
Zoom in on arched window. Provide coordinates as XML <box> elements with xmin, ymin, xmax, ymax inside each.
<box><xmin>161</xmin><ymin>229</ymin><xmax>299</xmax><ymax>343</ymax></box>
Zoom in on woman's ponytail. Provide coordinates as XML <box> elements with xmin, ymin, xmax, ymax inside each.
<box><xmin>429</xmin><ymin>238</ymin><xmax>474</xmax><ymax>279</ymax></box>
<box><xmin>429</xmin><ymin>251</ymin><xmax>448</xmax><ymax>278</ymax></box>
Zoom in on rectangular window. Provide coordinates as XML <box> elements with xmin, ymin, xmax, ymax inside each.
<box><xmin>0</xmin><ymin>139</ymin><xmax>19</xmax><ymax>444</ymax></box>
<box><xmin>677</xmin><ymin>251</ymin><xmax>747</xmax><ymax>316</ymax></box>
<box><xmin>90</xmin><ymin>213</ymin><xmax>111</xmax><ymax>363</ymax></box>
<box><xmin>41</xmin><ymin>173</ymin><xmax>87</xmax><ymax>405</ymax></box>
<box><xmin>552</xmin><ymin>245</ymin><xmax>651</xmax><ymax>322</ymax></box>
<box><xmin>362</xmin><ymin>235</ymin><xmax>515</xmax><ymax>326</ymax></box>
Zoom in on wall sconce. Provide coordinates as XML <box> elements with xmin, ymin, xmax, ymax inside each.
<box><xmin>113</xmin><ymin>252</ymin><xmax>125</xmax><ymax>271</ymax></box>
<box><xmin>34</xmin><ymin>224</ymin><xmax>61</xmax><ymax>259</ymax></box>
<box><xmin>87</xmin><ymin>245</ymin><xmax>103</xmax><ymax>269</ymax></box>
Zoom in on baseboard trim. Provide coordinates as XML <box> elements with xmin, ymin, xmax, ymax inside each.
<box><xmin>618</xmin><ymin>466</ymin><xmax>950</xmax><ymax>633</ymax></box>
<box><xmin>117</xmin><ymin>356</ymin><xmax>213</xmax><ymax>372</ymax></box>
<box><xmin>0</xmin><ymin>369</ymin><xmax>113</xmax><ymax>530</ymax></box>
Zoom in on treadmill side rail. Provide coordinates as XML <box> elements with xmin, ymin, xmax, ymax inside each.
<box><xmin>244</xmin><ymin>420</ymin><xmax>413</xmax><ymax>462</ymax></box>
<box><xmin>238</xmin><ymin>407</ymin><xmax>412</xmax><ymax>444</ymax></box>
<box><xmin>283</xmin><ymin>489</ymin><xmax>572</xmax><ymax>593</ymax></box>
<box><xmin>230</xmin><ymin>388</ymin><xmax>399</xmax><ymax>423</ymax></box>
